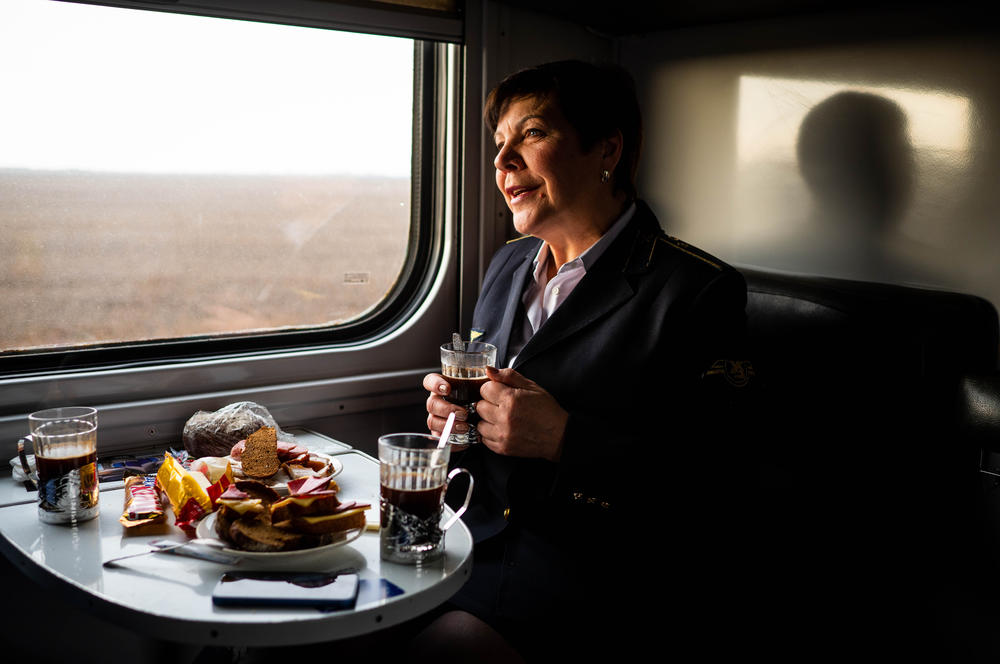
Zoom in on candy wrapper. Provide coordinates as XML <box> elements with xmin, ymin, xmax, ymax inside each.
<box><xmin>155</xmin><ymin>452</ymin><xmax>234</xmax><ymax>532</ymax></box>
<box><xmin>119</xmin><ymin>475</ymin><xmax>169</xmax><ymax>535</ymax></box>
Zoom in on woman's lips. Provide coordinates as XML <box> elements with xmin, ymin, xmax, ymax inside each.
<box><xmin>507</xmin><ymin>185</ymin><xmax>538</xmax><ymax>204</ymax></box>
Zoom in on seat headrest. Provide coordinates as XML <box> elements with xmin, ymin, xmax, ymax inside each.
<box><xmin>739</xmin><ymin>267</ymin><xmax>1000</xmax><ymax>377</ymax></box>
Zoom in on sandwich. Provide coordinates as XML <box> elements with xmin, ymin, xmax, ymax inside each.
<box><xmin>270</xmin><ymin>476</ymin><xmax>368</xmax><ymax>536</ymax></box>
<box><xmin>213</xmin><ymin>477</ymin><xmax>368</xmax><ymax>552</ymax></box>
<box><xmin>214</xmin><ymin>480</ymin><xmax>278</xmax><ymax>536</ymax></box>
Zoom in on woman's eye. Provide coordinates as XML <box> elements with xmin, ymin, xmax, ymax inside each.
<box><xmin>526</xmin><ymin>128</ymin><xmax>543</xmax><ymax>138</ymax></box>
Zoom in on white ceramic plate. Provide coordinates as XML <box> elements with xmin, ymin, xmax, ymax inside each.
<box><xmin>196</xmin><ymin>511</ymin><xmax>363</xmax><ymax>559</ymax></box>
<box><xmin>225</xmin><ymin>451</ymin><xmax>344</xmax><ymax>495</ymax></box>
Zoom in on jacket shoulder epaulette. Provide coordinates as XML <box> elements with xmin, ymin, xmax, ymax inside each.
<box><xmin>625</xmin><ymin>226</ymin><xmax>725</xmax><ymax>274</ymax></box>
<box><xmin>653</xmin><ymin>233</ymin><xmax>723</xmax><ymax>271</ymax></box>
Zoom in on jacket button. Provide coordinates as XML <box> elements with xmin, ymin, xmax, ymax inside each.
<box><xmin>503</xmin><ymin>507</ymin><xmax>510</xmax><ymax>520</ymax></box>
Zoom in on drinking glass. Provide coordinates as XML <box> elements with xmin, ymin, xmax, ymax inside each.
<box><xmin>379</xmin><ymin>433</ymin><xmax>473</xmax><ymax>564</ymax></box>
<box><xmin>19</xmin><ymin>407</ymin><xmax>100</xmax><ymax>525</ymax></box>
<box><xmin>439</xmin><ymin>340</ymin><xmax>497</xmax><ymax>445</ymax></box>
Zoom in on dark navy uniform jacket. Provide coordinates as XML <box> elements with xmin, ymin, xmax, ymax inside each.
<box><xmin>447</xmin><ymin>200</ymin><xmax>751</xmax><ymax>650</ymax></box>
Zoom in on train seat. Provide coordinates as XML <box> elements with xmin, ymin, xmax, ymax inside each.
<box><xmin>732</xmin><ymin>266</ymin><xmax>1000</xmax><ymax>656</ymax></box>
<box><xmin>739</xmin><ymin>265</ymin><xmax>998</xmax><ymax>461</ymax></box>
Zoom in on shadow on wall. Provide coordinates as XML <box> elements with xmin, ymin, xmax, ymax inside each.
<box><xmin>740</xmin><ymin>90</ymin><xmax>943</xmax><ymax>287</ymax></box>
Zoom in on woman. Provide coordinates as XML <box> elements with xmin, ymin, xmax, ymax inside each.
<box><xmin>418</xmin><ymin>60</ymin><xmax>750</xmax><ymax>661</ymax></box>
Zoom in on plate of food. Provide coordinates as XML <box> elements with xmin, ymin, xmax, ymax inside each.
<box><xmin>191</xmin><ymin>426</ymin><xmax>343</xmax><ymax>496</ymax></box>
<box><xmin>200</xmin><ymin>476</ymin><xmax>370</xmax><ymax>558</ymax></box>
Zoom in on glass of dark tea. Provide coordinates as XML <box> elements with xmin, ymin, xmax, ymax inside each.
<box><xmin>20</xmin><ymin>407</ymin><xmax>100</xmax><ymax>525</ymax></box>
<box><xmin>439</xmin><ymin>340</ymin><xmax>497</xmax><ymax>445</ymax></box>
<box><xmin>379</xmin><ymin>433</ymin><xmax>473</xmax><ymax>564</ymax></box>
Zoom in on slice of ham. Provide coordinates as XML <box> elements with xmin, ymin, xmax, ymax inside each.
<box><xmin>230</xmin><ymin>439</ymin><xmax>246</xmax><ymax>460</ymax></box>
<box><xmin>287</xmin><ymin>475</ymin><xmax>333</xmax><ymax>496</ymax></box>
<box><xmin>218</xmin><ymin>485</ymin><xmax>249</xmax><ymax>500</ymax></box>
<box><xmin>331</xmin><ymin>500</ymin><xmax>369</xmax><ymax>513</ymax></box>
<box><xmin>277</xmin><ymin>441</ymin><xmax>309</xmax><ymax>458</ymax></box>
<box><xmin>284</xmin><ymin>451</ymin><xmax>310</xmax><ymax>465</ymax></box>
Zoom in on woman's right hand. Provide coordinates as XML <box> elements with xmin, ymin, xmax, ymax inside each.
<box><xmin>423</xmin><ymin>372</ymin><xmax>469</xmax><ymax>438</ymax></box>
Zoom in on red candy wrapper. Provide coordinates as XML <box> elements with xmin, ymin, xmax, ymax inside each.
<box><xmin>119</xmin><ymin>474</ymin><xmax>168</xmax><ymax>534</ymax></box>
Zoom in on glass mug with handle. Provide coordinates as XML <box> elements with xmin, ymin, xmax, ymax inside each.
<box><xmin>379</xmin><ymin>433</ymin><xmax>473</xmax><ymax>564</ymax></box>
<box><xmin>18</xmin><ymin>407</ymin><xmax>100</xmax><ymax>525</ymax></box>
<box><xmin>439</xmin><ymin>340</ymin><xmax>497</xmax><ymax>445</ymax></box>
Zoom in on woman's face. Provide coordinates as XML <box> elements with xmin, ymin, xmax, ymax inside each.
<box><xmin>493</xmin><ymin>95</ymin><xmax>612</xmax><ymax>239</ymax></box>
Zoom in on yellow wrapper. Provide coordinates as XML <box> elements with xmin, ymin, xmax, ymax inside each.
<box><xmin>156</xmin><ymin>452</ymin><xmax>223</xmax><ymax>529</ymax></box>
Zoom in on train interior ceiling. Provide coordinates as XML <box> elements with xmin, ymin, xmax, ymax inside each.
<box><xmin>2</xmin><ymin>0</ymin><xmax>1000</xmax><ymax>661</ymax></box>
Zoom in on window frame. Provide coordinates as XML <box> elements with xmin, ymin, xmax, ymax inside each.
<box><xmin>0</xmin><ymin>0</ymin><xmax>464</xmax><ymax>456</ymax></box>
<box><xmin>1</xmin><ymin>6</ymin><xmax>446</xmax><ymax>376</ymax></box>
<box><xmin>57</xmin><ymin>0</ymin><xmax>464</xmax><ymax>43</ymax></box>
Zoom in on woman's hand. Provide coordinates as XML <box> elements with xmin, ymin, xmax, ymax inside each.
<box><xmin>476</xmin><ymin>366</ymin><xmax>568</xmax><ymax>462</ymax></box>
<box><xmin>423</xmin><ymin>372</ymin><xmax>469</xmax><ymax>438</ymax></box>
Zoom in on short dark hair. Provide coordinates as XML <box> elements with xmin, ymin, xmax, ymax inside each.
<box><xmin>484</xmin><ymin>60</ymin><xmax>643</xmax><ymax>200</ymax></box>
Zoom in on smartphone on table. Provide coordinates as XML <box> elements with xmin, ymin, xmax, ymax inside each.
<box><xmin>212</xmin><ymin>571</ymin><xmax>360</xmax><ymax>609</ymax></box>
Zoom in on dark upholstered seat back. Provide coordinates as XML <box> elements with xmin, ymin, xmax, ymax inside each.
<box><xmin>734</xmin><ymin>267</ymin><xmax>1000</xmax><ymax>635</ymax></box>
<box><xmin>739</xmin><ymin>267</ymin><xmax>998</xmax><ymax>455</ymax></box>
<box><xmin>742</xmin><ymin>267</ymin><xmax>998</xmax><ymax>388</ymax></box>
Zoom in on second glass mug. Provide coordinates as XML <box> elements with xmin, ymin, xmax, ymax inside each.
<box><xmin>379</xmin><ymin>433</ymin><xmax>473</xmax><ymax>564</ymax></box>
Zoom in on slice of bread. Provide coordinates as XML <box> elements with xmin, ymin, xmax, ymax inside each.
<box><xmin>269</xmin><ymin>491</ymin><xmax>341</xmax><ymax>523</ymax></box>
<box><xmin>240</xmin><ymin>426</ymin><xmax>280</xmax><ymax>479</ymax></box>
<box><xmin>273</xmin><ymin>506</ymin><xmax>368</xmax><ymax>536</ymax></box>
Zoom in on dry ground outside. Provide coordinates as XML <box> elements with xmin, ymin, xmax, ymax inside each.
<box><xmin>0</xmin><ymin>169</ymin><xmax>411</xmax><ymax>352</ymax></box>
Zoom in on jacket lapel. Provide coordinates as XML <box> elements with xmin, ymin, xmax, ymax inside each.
<box><xmin>494</xmin><ymin>248</ymin><xmax>536</xmax><ymax>365</ymax></box>
<box><xmin>512</xmin><ymin>207</ymin><xmax>658</xmax><ymax>369</ymax></box>
<box><xmin>513</xmin><ymin>268</ymin><xmax>633</xmax><ymax>368</ymax></box>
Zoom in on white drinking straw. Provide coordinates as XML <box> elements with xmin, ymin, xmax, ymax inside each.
<box><xmin>437</xmin><ymin>411</ymin><xmax>456</xmax><ymax>449</ymax></box>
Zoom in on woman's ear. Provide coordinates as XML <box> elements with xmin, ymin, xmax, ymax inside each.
<box><xmin>601</xmin><ymin>129</ymin><xmax>624</xmax><ymax>172</ymax></box>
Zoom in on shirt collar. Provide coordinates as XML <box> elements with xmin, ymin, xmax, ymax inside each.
<box><xmin>529</xmin><ymin>201</ymin><xmax>637</xmax><ymax>278</ymax></box>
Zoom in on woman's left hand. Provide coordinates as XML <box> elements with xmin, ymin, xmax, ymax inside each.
<box><xmin>475</xmin><ymin>366</ymin><xmax>569</xmax><ymax>462</ymax></box>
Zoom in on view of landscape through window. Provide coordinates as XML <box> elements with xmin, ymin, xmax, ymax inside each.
<box><xmin>0</xmin><ymin>0</ymin><xmax>414</xmax><ymax>353</ymax></box>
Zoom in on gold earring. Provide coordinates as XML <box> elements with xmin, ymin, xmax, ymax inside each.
<box><xmin>600</xmin><ymin>169</ymin><xmax>610</xmax><ymax>183</ymax></box>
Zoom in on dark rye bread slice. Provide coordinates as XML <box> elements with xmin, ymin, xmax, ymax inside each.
<box><xmin>241</xmin><ymin>426</ymin><xmax>280</xmax><ymax>479</ymax></box>
<box><xmin>273</xmin><ymin>506</ymin><xmax>368</xmax><ymax>536</ymax></box>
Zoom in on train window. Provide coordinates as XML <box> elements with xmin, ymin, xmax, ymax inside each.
<box><xmin>0</xmin><ymin>0</ymin><xmax>452</xmax><ymax>373</ymax></box>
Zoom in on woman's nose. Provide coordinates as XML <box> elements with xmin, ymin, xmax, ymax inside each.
<box><xmin>494</xmin><ymin>143</ymin><xmax>521</xmax><ymax>172</ymax></box>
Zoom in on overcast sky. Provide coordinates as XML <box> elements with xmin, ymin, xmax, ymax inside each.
<box><xmin>0</xmin><ymin>0</ymin><xmax>414</xmax><ymax>176</ymax></box>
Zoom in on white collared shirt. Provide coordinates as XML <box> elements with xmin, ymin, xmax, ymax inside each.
<box><xmin>507</xmin><ymin>202</ymin><xmax>637</xmax><ymax>366</ymax></box>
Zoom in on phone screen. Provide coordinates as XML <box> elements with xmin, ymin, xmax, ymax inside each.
<box><xmin>212</xmin><ymin>571</ymin><xmax>360</xmax><ymax>609</ymax></box>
